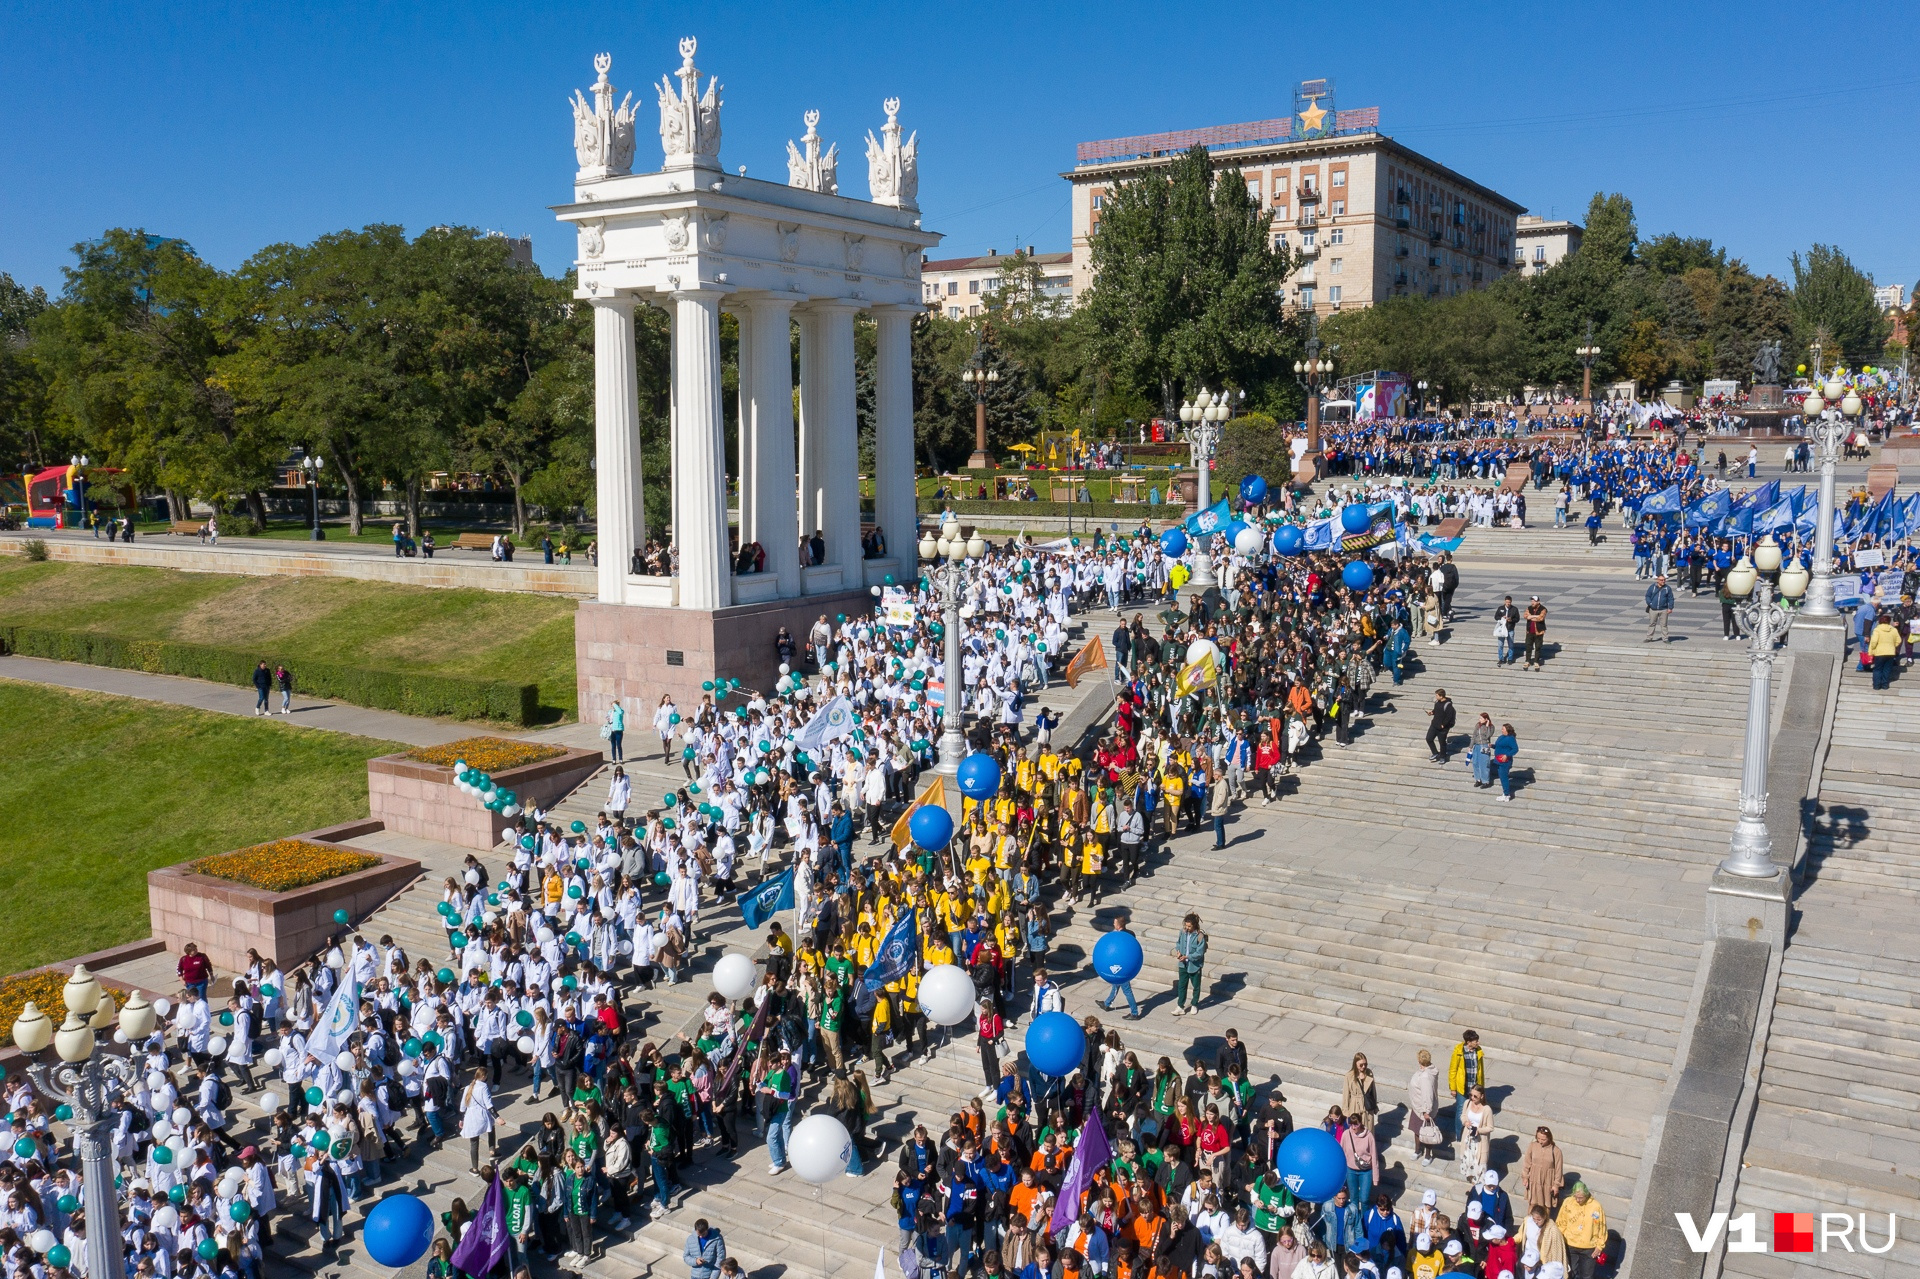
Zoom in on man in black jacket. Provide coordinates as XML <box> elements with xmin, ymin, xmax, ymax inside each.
<box><xmin>1439</xmin><ymin>554</ymin><xmax>1460</xmax><ymax>619</ymax></box>
<box><xmin>1426</xmin><ymin>689</ymin><xmax>1456</xmax><ymax>764</ymax></box>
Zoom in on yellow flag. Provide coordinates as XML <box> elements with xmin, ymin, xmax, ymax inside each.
<box><xmin>891</xmin><ymin>775</ymin><xmax>949</xmax><ymax>851</ymax></box>
<box><xmin>1174</xmin><ymin>650</ymin><xmax>1217</xmax><ymax>699</ymax></box>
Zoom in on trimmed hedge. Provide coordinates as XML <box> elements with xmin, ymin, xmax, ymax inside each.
<box><xmin>0</xmin><ymin>625</ymin><xmax>540</xmax><ymax>725</ymax></box>
<box><xmin>917</xmin><ymin>499</ymin><xmax>1189</xmax><ymax>520</ymax></box>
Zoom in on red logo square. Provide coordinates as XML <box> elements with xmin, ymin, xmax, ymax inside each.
<box><xmin>1774</xmin><ymin>1213</ymin><xmax>1815</xmax><ymax>1253</ymax></box>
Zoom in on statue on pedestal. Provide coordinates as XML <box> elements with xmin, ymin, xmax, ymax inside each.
<box><xmin>785</xmin><ymin>110</ymin><xmax>839</xmax><ymax>194</ymax></box>
<box><xmin>1752</xmin><ymin>339</ymin><xmax>1782</xmax><ymax>387</ymax></box>
<box><xmin>657</xmin><ymin>37</ymin><xmax>723</xmax><ymax>169</ymax></box>
<box><xmin>570</xmin><ymin>53</ymin><xmax>637</xmax><ymax>181</ymax></box>
<box><xmin>864</xmin><ymin>98</ymin><xmax>918</xmax><ymax>211</ymax></box>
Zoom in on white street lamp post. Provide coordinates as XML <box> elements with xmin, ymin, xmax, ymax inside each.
<box><xmin>1719</xmin><ymin>537</ymin><xmax>1810</xmax><ymax>878</ymax></box>
<box><xmin>920</xmin><ymin>519</ymin><xmax>987</xmax><ymax>775</ymax></box>
<box><xmin>1178</xmin><ymin>389</ymin><xmax>1229</xmax><ymax>588</ymax></box>
<box><xmin>1798</xmin><ymin>381</ymin><xmax>1860</xmax><ymax>618</ymax></box>
<box><xmin>301</xmin><ymin>454</ymin><xmax>326</xmax><ymax>541</ymax></box>
<box><xmin>12</xmin><ymin>967</ymin><xmax>159</xmax><ymax>1279</ymax></box>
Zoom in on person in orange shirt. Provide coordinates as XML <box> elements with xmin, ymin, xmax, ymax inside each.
<box><xmin>1009</xmin><ymin>1165</ymin><xmax>1044</xmax><ymax>1225</ymax></box>
<box><xmin>1129</xmin><ymin>1195</ymin><xmax>1168</xmax><ymax>1255</ymax></box>
<box><xmin>1030</xmin><ymin>1131</ymin><xmax>1075</xmax><ymax>1186</ymax></box>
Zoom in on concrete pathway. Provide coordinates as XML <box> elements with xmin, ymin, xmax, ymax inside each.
<box><xmin>0</xmin><ymin>655</ymin><xmax>471</xmax><ymax>746</ymax></box>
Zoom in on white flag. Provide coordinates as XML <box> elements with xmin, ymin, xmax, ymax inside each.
<box><xmin>304</xmin><ymin>945</ymin><xmax>362</xmax><ymax>1064</ymax></box>
<box><xmin>793</xmin><ymin>696</ymin><xmax>855</xmax><ymax>753</ymax></box>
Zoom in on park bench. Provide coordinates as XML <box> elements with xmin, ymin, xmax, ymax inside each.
<box><xmin>450</xmin><ymin>533</ymin><xmax>497</xmax><ymax>551</ymax></box>
<box><xmin>168</xmin><ymin>521</ymin><xmax>205</xmax><ymax>535</ymax></box>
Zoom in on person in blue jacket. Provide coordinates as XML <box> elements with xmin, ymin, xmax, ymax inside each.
<box><xmin>1492</xmin><ymin>723</ymin><xmax>1520</xmax><ymax>802</ymax></box>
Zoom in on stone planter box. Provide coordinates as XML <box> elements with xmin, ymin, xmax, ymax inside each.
<box><xmin>147</xmin><ymin>823</ymin><xmax>419</xmax><ymax>974</ymax></box>
<box><xmin>367</xmin><ymin>747</ymin><xmax>604</xmax><ymax>851</ymax></box>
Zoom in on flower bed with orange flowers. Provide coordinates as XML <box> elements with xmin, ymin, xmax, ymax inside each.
<box><xmin>190</xmin><ymin>840</ymin><xmax>381</xmax><ymax>893</ymax></box>
<box><xmin>405</xmin><ymin>736</ymin><xmax>564</xmax><ymax>773</ymax></box>
<box><xmin>0</xmin><ymin>970</ymin><xmax>126</xmax><ymax>1049</ymax></box>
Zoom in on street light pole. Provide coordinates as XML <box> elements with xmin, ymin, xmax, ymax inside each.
<box><xmin>1719</xmin><ymin>538</ymin><xmax>1810</xmax><ymax>878</ymax></box>
<box><xmin>1293</xmin><ymin>317</ymin><xmax>1334</xmax><ymax>488</ymax></box>
<box><xmin>1177</xmin><ymin>390</ymin><xmax>1227</xmax><ymax>588</ymax></box>
<box><xmin>1798</xmin><ymin>379</ymin><xmax>1859</xmax><ymax>618</ymax></box>
<box><xmin>302</xmin><ymin>455</ymin><xmax>326</xmax><ymax>540</ymax></box>
<box><xmin>960</xmin><ymin>326</ymin><xmax>1000</xmax><ymax>472</ymax></box>
<box><xmin>1576</xmin><ymin>321</ymin><xmax>1602</xmax><ymax>428</ymax></box>
<box><xmin>12</xmin><ymin>967</ymin><xmax>159</xmax><ymax>1279</ymax></box>
<box><xmin>920</xmin><ymin>519</ymin><xmax>986</xmax><ymax>775</ymax></box>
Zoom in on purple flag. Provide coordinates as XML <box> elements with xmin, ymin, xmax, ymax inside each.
<box><xmin>450</xmin><ymin>1172</ymin><xmax>509</xmax><ymax>1275</ymax></box>
<box><xmin>1049</xmin><ymin>1104</ymin><xmax>1112</xmax><ymax>1237</ymax></box>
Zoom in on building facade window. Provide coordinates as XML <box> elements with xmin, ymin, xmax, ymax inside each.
<box><xmin>1329</xmin><ymin>257</ymin><xmax>1343</xmax><ymax>274</ymax></box>
<box><xmin>1275</xmin><ymin>175</ymin><xmax>1289</xmax><ymax>194</ymax></box>
<box><xmin>947</xmin><ymin>281</ymin><xmax>959</xmax><ymax>296</ymax></box>
<box><xmin>968</xmin><ymin>279</ymin><xmax>979</xmax><ymax>294</ymax></box>
<box><xmin>1328</xmin><ymin>286</ymin><xmax>1342</xmax><ymax>303</ymax></box>
<box><xmin>1329</xmin><ymin>227</ymin><xmax>1344</xmax><ymax>245</ymax></box>
<box><xmin>1330</xmin><ymin>170</ymin><xmax>1346</xmax><ymax>186</ymax></box>
<box><xmin>1330</xmin><ymin>200</ymin><xmax>1345</xmax><ymax>216</ymax></box>
<box><xmin>1246</xmin><ymin>178</ymin><xmax>1262</xmax><ymax>204</ymax></box>
<box><xmin>1298</xmin><ymin>287</ymin><xmax>1315</xmax><ymax>308</ymax></box>
<box><xmin>1091</xmin><ymin>194</ymin><xmax>1104</xmax><ymax>210</ymax></box>
<box><xmin>1534</xmin><ymin>245</ymin><xmax>1545</xmax><ymax>262</ymax></box>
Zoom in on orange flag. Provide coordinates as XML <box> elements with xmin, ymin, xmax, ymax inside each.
<box><xmin>890</xmin><ymin>774</ymin><xmax>949</xmax><ymax>850</ymax></box>
<box><xmin>1063</xmin><ymin>634</ymin><xmax>1108</xmax><ymax>688</ymax></box>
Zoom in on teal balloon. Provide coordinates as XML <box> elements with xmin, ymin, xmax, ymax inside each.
<box><xmin>197</xmin><ymin>1238</ymin><xmax>219</xmax><ymax>1261</ymax></box>
<box><xmin>435</xmin><ymin>968</ymin><xmax>454</xmax><ymax>985</ymax></box>
<box><xmin>449</xmin><ymin>931</ymin><xmax>467</xmax><ymax>948</ymax></box>
<box><xmin>151</xmin><ymin>1144</ymin><xmax>173</xmax><ymax>1164</ymax></box>
<box><xmin>403</xmin><ymin>1038</ymin><xmax>422</xmax><ymax>1057</ymax></box>
<box><xmin>11</xmin><ymin>1138</ymin><xmax>33</xmax><ymax>1158</ymax></box>
<box><xmin>168</xmin><ymin>1184</ymin><xmax>186</xmax><ymax>1204</ymax></box>
<box><xmin>46</xmin><ymin>1246</ymin><xmax>69</xmax><ymax>1268</ymax></box>
<box><xmin>305</xmin><ymin>1087</ymin><xmax>324</xmax><ymax>1105</ymax></box>
<box><xmin>230</xmin><ymin>1201</ymin><xmax>252</xmax><ymax>1222</ymax></box>
<box><xmin>56</xmin><ymin>1194</ymin><xmax>77</xmax><ymax>1212</ymax></box>
<box><xmin>54</xmin><ymin>1105</ymin><xmax>71</xmax><ymax>1122</ymax></box>
<box><xmin>333</xmin><ymin>908</ymin><xmax>350</xmax><ymax>926</ymax></box>
<box><xmin>515</xmin><ymin>1010</ymin><xmax>533</xmax><ymax>1027</ymax></box>
<box><xmin>218</xmin><ymin>1011</ymin><xmax>234</xmax><ymax>1026</ymax></box>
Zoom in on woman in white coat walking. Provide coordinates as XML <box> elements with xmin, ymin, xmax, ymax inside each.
<box><xmin>1408</xmin><ymin>1048</ymin><xmax>1442</xmax><ymax>1167</ymax></box>
<box><xmin>459</xmin><ymin>1066</ymin><xmax>496</xmax><ymax>1172</ymax></box>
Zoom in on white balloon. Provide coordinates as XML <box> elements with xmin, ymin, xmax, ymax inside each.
<box><xmin>711</xmin><ymin>952</ymin><xmax>756</xmax><ymax>1002</ymax></box>
<box><xmin>464</xmin><ymin>869</ymin><xmax>481</xmax><ymax>885</ymax></box>
<box><xmin>152</xmin><ymin>998</ymin><xmax>171</xmax><ymax>1016</ymax></box>
<box><xmin>151</xmin><ymin>1205</ymin><xmax>179</xmax><ymax>1232</ymax></box>
<box><xmin>207</xmin><ymin>1035</ymin><xmax>227</xmax><ymax>1057</ymax></box>
<box><xmin>503</xmin><ymin>805</ymin><xmax>521</xmax><ymax>817</ymax></box>
<box><xmin>918</xmin><ymin>964</ymin><xmax>977</xmax><ymax>1028</ymax></box>
<box><xmin>326</xmin><ymin>952</ymin><xmax>343</xmax><ymax>969</ymax></box>
<box><xmin>397</xmin><ymin>1058</ymin><xmax>418</xmax><ymax>1077</ymax></box>
<box><xmin>788</xmin><ymin>1113</ymin><xmax>853</xmax><ymax>1184</ymax></box>
<box><xmin>262</xmin><ymin>1048</ymin><xmax>283</xmax><ymax>1068</ymax></box>
<box><xmin>502</xmin><ymin>829</ymin><xmax>517</xmax><ymax>844</ymax></box>
<box><xmin>146</xmin><ymin>1072</ymin><xmax>167</xmax><ymax>1092</ymax></box>
<box><xmin>259</xmin><ymin>1093</ymin><xmax>282</xmax><ymax>1113</ymax></box>
<box><xmin>335</xmin><ymin>1089</ymin><xmax>352</xmax><ymax>1104</ymax></box>
<box><xmin>1186</xmin><ymin>638</ymin><xmax>1217</xmax><ymax>665</ymax></box>
<box><xmin>516</xmin><ymin>1036</ymin><xmax>535</xmax><ymax>1054</ymax></box>
<box><xmin>778</xmin><ymin>663</ymin><xmax>791</xmax><ymax>675</ymax></box>
<box><xmin>1234</xmin><ymin>526</ymin><xmax>1263</xmax><ymax>555</ymax></box>
<box><xmin>167</xmin><ymin>1136</ymin><xmax>187</xmax><ymax>1154</ymax></box>
<box><xmin>29</xmin><ymin>1230</ymin><xmax>55</xmax><ymax>1254</ymax></box>
<box><xmin>334</xmin><ymin>1051</ymin><xmax>356</xmax><ymax>1071</ymax></box>
<box><xmin>150</xmin><ymin>1120</ymin><xmax>173</xmax><ymax>1142</ymax></box>
<box><xmin>171</xmin><ymin>1107</ymin><xmax>191</xmax><ymax>1128</ymax></box>
<box><xmin>113</xmin><ymin>1028</ymin><xmax>128</xmax><ymax>1044</ymax></box>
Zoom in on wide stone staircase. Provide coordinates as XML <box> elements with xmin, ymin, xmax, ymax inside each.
<box><xmin>229</xmin><ymin>607</ymin><xmax>1759</xmax><ymax>1277</ymax></box>
<box><xmin>1727</xmin><ymin>671</ymin><xmax>1920</xmax><ymax>1279</ymax></box>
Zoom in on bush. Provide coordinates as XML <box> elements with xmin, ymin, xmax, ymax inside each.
<box><xmin>0</xmin><ymin>625</ymin><xmax>540</xmax><ymax>725</ymax></box>
<box><xmin>0</xmin><ymin>970</ymin><xmax>128</xmax><ymax>1048</ymax></box>
<box><xmin>22</xmin><ymin>540</ymin><xmax>48</xmax><ymax>562</ymax></box>
<box><xmin>191</xmin><ymin>839</ymin><xmax>380</xmax><ymax>892</ymax></box>
<box><xmin>917</xmin><ymin>499</ymin><xmax>1185</xmax><ymax>520</ymax></box>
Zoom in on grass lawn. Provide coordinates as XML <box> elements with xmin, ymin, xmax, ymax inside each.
<box><xmin>0</xmin><ymin>559</ymin><xmax>582</xmax><ymax>721</ymax></box>
<box><xmin>0</xmin><ymin>681</ymin><xmax>405</xmax><ymax>976</ymax></box>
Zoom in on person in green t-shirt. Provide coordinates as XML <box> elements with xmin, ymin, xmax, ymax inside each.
<box><xmin>1251</xmin><ymin>1168</ymin><xmax>1298</xmax><ymax>1233</ymax></box>
<box><xmin>561</xmin><ymin>1150</ymin><xmax>597</xmax><ymax>1264</ymax></box>
<box><xmin>645</xmin><ymin>1107</ymin><xmax>680</xmax><ymax>1212</ymax></box>
<box><xmin>502</xmin><ymin>1168</ymin><xmax>536</xmax><ymax>1270</ymax></box>
<box><xmin>757</xmin><ymin>1050</ymin><xmax>796</xmax><ymax>1174</ymax></box>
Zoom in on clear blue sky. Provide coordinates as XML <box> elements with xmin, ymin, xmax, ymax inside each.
<box><xmin>4</xmin><ymin>0</ymin><xmax>1916</xmax><ymax>298</ymax></box>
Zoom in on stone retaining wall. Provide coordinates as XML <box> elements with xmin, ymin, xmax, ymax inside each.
<box><xmin>367</xmin><ymin>748</ymin><xmax>604</xmax><ymax>851</ymax></box>
<box><xmin>146</xmin><ymin>825</ymin><xmax>419</xmax><ymax>973</ymax></box>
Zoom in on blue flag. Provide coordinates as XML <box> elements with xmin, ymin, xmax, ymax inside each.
<box><xmin>1184</xmin><ymin>498</ymin><xmax>1232</xmax><ymax>538</ymax></box>
<box><xmin>740</xmin><ymin>866</ymin><xmax>795</xmax><ymax>930</ymax></box>
<box><xmin>1639</xmin><ymin>484</ymin><xmax>1683</xmax><ymax>515</ymax></box>
<box><xmin>1301</xmin><ymin>517</ymin><xmax>1335</xmax><ymax>551</ymax></box>
<box><xmin>1754</xmin><ymin>495</ymin><xmax>1798</xmax><ymax>537</ymax></box>
<box><xmin>860</xmin><ymin>909</ymin><xmax>919</xmax><ymax>993</ymax></box>
<box><xmin>1684</xmin><ymin>489</ymin><xmax>1731</xmax><ymax>529</ymax></box>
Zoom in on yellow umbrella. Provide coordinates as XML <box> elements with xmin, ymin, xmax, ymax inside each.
<box><xmin>1007</xmin><ymin>443</ymin><xmax>1036</xmax><ymax>452</ymax></box>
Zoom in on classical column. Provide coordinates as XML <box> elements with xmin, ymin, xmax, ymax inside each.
<box><xmin>734</xmin><ymin>302</ymin><xmax>756</xmax><ymax>554</ymax></box>
<box><xmin>672</xmin><ymin>288</ymin><xmax>731</xmax><ymax>611</ymax></box>
<box><xmin>592</xmin><ymin>295</ymin><xmax>641</xmax><ymax>603</ymax></box>
<box><xmin>872</xmin><ymin>305</ymin><xmax>918</xmax><ymax>565</ymax></box>
<box><xmin>745</xmin><ymin>296</ymin><xmax>802</xmax><ymax>597</ymax></box>
<box><xmin>817</xmin><ymin>303</ymin><xmax>862</xmax><ymax>578</ymax></box>
<box><xmin>796</xmin><ymin>309</ymin><xmax>828</xmax><ymax>557</ymax></box>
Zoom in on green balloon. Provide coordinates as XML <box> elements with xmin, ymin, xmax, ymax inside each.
<box><xmin>230</xmin><ymin>1201</ymin><xmax>252</xmax><ymax>1222</ymax></box>
<box><xmin>449</xmin><ymin>931</ymin><xmax>468</xmax><ymax>948</ymax></box>
<box><xmin>218</xmin><ymin>1011</ymin><xmax>234</xmax><ymax>1026</ymax></box>
<box><xmin>663</xmin><ymin>792</ymin><xmax>677</xmax><ymax>805</ymax></box>
<box><xmin>169</xmin><ymin>1184</ymin><xmax>186</xmax><ymax>1204</ymax></box>
<box><xmin>403</xmin><ymin>1038</ymin><xmax>422</xmax><ymax>1057</ymax></box>
<box><xmin>515</xmin><ymin>1010</ymin><xmax>533</xmax><ymax>1027</ymax></box>
<box><xmin>54</xmin><ymin>1105</ymin><xmax>72</xmax><ymax>1122</ymax></box>
<box><xmin>46</xmin><ymin>1245</ymin><xmax>69</xmax><ymax>1268</ymax></box>
<box><xmin>310</xmin><ymin>1132</ymin><xmax>330</xmax><ymax>1154</ymax></box>
<box><xmin>305</xmin><ymin>1087</ymin><xmax>324</xmax><ymax>1105</ymax></box>
<box><xmin>259</xmin><ymin>984</ymin><xmax>278</xmax><ymax>999</ymax></box>
<box><xmin>435</xmin><ymin>968</ymin><xmax>455</xmax><ymax>985</ymax></box>
<box><xmin>570</xmin><ymin>820</ymin><xmax>586</xmax><ymax>833</ymax></box>
<box><xmin>423</xmin><ymin>1030</ymin><xmax>444</xmax><ymax>1048</ymax></box>
<box><xmin>56</xmin><ymin>1194</ymin><xmax>77</xmax><ymax>1213</ymax></box>
<box><xmin>333</xmin><ymin>908</ymin><xmax>350</xmax><ymax>926</ymax></box>
<box><xmin>197</xmin><ymin>1238</ymin><xmax>219</xmax><ymax>1261</ymax></box>
<box><xmin>151</xmin><ymin>1144</ymin><xmax>173</xmax><ymax>1165</ymax></box>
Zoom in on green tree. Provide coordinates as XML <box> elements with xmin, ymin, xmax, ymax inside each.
<box><xmin>1082</xmin><ymin>145</ymin><xmax>1294</xmax><ymax>417</ymax></box>
<box><xmin>0</xmin><ymin>273</ymin><xmax>54</xmax><ymax>471</ymax></box>
<box><xmin>1578</xmin><ymin>192</ymin><xmax>1638</xmax><ymax>269</ymax></box>
<box><xmin>1790</xmin><ymin>243</ymin><xmax>1887</xmax><ymax>370</ymax></box>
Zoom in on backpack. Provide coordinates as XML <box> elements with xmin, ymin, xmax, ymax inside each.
<box><xmin>213</xmin><ymin>1077</ymin><xmax>232</xmax><ymax>1110</ymax></box>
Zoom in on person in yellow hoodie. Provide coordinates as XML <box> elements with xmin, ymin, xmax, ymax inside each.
<box><xmin>1870</xmin><ymin>614</ymin><xmax>1903</xmax><ymax>690</ymax></box>
<box><xmin>1555</xmin><ymin>1182</ymin><xmax>1607</xmax><ymax>1275</ymax></box>
<box><xmin>1447</xmin><ymin>1030</ymin><xmax>1487</xmax><ymax>1140</ymax></box>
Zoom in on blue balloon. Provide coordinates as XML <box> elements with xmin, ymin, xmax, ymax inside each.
<box><xmin>1159</xmin><ymin>528</ymin><xmax>1189</xmax><ymax>558</ymax></box>
<box><xmin>1272</xmin><ymin>524</ymin><xmax>1304</xmax><ymax>556</ymax></box>
<box><xmin>1342</xmin><ymin>560</ymin><xmax>1375</xmax><ymax>592</ymax></box>
<box><xmin>1239</xmin><ymin>474</ymin><xmax>1269</xmax><ymax>505</ymax></box>
<box><xmin>908</xmin><ymin>804</ymin><xmax>956</xmax><ymax>851</ymax></box>
<box><xmin>1275</xmin><ymin>1128</ymin><xmax>1347</xmax><ymax>1202</ymax></box>
<box><xmin>362</xmin><ymin>1193</ymin><xmax>435</xmax><ymax>1268</ymax></box>
<box><xmin>1023</xmin><ymin>1011</ymin><xmax>1087</xmax><ymax>1078</ymax></box>
<box><xmin>1340</xmin><ymin>504</ymin><xmax>1372</xmax><ymax>534</ymax></box>
<box><xmin>956</xmin><ymin>753</ymin><xmax>1002</xmax><ymax>801</ymax></box>
<box><xmin>1091</xmin><ymin>930</ymin><xmax>1144</xmax><ymax>984</ymax></box>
